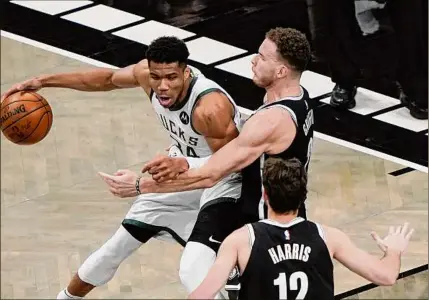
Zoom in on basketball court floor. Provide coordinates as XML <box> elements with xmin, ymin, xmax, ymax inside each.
<box><xmin>1</xmin><ymin>0</ymin><xmax>428</xmax><ymax>299</ymax></box>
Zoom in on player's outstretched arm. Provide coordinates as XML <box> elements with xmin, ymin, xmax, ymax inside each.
<box><xmin>139</xmin><ymin>107</ymin><xmax>294</xmax><ymax>193</ymax></box>
<box><xmin>98</xmin><ymin>107</ymin><xmax>295</xmax><ymax>197</ymax></box>
<box><xmin>325</xmin><ymin>222</ymin><xmax>414</xmax><ymax>286</ymax></box>
<box><xmin>1</xmin><ymin>59</ymin><xmax>150</xmax><ymax>102</ymax></box>
<box><xmin>142</xmin><ymin>91</ymin><xmax>239</xmax><ymax>181</ymax></box>
<box><xmin>188</xmin><ymin>228</ymin><xmax>246</xmax><ymax>299</ymax></box>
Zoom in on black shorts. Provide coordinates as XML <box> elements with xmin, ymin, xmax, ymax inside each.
<box><xmin>122</xmin><ymin>220</ymin><xmax>187</xmax><ymax>246</ymax></box>
<box><xmin>188</xmin><ymin>198</ymin><xmax>242</xmax><ymax>252</ymax></box>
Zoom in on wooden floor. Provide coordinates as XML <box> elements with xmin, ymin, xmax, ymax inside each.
<box><xmin>1</xmin><ymin>37</ymin><xmax>428</xmax><ymax>299</ymax></box>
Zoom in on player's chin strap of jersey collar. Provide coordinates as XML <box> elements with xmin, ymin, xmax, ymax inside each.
<box><xmin>135</xmin><ymin>176</ymin><xmax>142</xmax><ymax>195</ymax></box>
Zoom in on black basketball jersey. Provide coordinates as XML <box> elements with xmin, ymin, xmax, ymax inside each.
<box><xmin>239</xmin><ymin>87</ymin><xmax>314</xmax><ymax>222</ymax></box>
<box><xmin>239</xmin><ymin>218</ymin><xmax>334</xmax><ymax>300</ymax></box>
<box><xmin>262</xmin><ymin>88</ymin><xmax>314</xmax><ymax>171</ymax></box>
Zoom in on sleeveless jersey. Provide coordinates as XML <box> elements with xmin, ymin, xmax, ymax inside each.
<box><xmin>240</xmin><ymin>87</ymin><xmax>314</xmax><ymax>222</ymax></box>
<box><xmin>239</xmin><ymin>218</ymin><xmax>334</xmax><ymax>300</ymax></box>
<box><xmin>150</xmin><ymin>68</ymin><xmax>241</xmax><ymax>158</ymax></box>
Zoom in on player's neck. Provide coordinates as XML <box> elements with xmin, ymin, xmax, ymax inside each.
<box><xmin>176</xmin><ymin>76</ymin><xmax>193</xmax><ymax>104</ymax></box>
<box><xmin>264</xmin><ymin>79</ymin><xmax>301</xmax><ymax>104</ymax></box>
<box><xmin>268</xmin><ymin>208</ymin><xmax>299</xmax><ymax>224</ymax></box>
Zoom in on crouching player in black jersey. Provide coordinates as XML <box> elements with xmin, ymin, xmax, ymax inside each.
<box><xmin>189</xmin><ymin>157</ymin><xmax>415</xmax><ymax>300</ymax></box>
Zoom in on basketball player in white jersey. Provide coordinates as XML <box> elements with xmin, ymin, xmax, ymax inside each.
<box><xmin>189</xmin><ymin>157</ymin><xmax>414</xmax><ymax>300</ymax></box>
<box><xmin>1</xmin><ymin>36</ymin><xmax>243</xmax><ymax>299</ymax></box>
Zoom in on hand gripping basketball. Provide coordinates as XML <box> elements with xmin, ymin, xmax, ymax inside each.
<box><xmin>1</xmin><ymin>77</ymin><xmax>43</xmax><ymax>103</ymax></box>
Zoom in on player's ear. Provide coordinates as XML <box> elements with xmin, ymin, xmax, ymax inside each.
<box><xmin>263</xmin><ymin>188</ymin><xmax>269</xmax><ymax>203</ymax></box>
<box><xmin>276</xmin><ymin>64</ymin><xmax>288</xmax><ymax>79</ymax></box>
<box><xmin>183</xmin><ymin>66</ymin><xmax>191</xmax><ymax>80</ymax></box>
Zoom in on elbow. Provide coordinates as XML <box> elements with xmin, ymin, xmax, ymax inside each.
<box><xmin>384</xmin><ymin>274</ymin><xmax>398</xmax><ymax>286</ymax></box>
<box><xmin>104</xmin><ymin>76</ymin><xmax>120</xmax><ymax>91</ymax></box>
<box><xmin>83</xmin><ymin>69</ymin><xmax>118</xmax><ymax>91</ymax></box>
<box><xmin>376</xmin><ymin>272</ymin><xmax>398</xmax><ymax>286</ymax></box>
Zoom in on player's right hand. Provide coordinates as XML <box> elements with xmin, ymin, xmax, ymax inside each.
<box><xmin>142</xmin><ymin>154</ymin><xmax>189</xmax><ymax>182</ymax></box>
<box><xmin>1</xmin><ymin>78</ymin><xmax>42</xmax><ymax>102</ymax></box>
<box><xmin>370</xmin><ymin>222</ymin><xmax>414</xmax><ymax>254</ymax></box>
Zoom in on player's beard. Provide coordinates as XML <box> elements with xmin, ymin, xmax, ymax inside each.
<box><xmin>168</xmin><ymin>84</ymin><xmax>186</xmax><ymax>109</ymax></box>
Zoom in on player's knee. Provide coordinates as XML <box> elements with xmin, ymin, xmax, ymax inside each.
<box><xmin>178</xmin><ymin>248</ymin><xmax>196</xmax><ymax>291</ymax></box>
<box><xmin>78</xmin><ymin>244</ymin><xmax>121</xmax><ymax>286</ymax></box>
<box><xmin>78</xmin><ymin>226</ymin><xmax>142</xmax><ymax>286</ymax></box>
<box><xmin>179</xmin><ymin>242</ymin><xmax>216</xmax><ymax>292</ymax></box>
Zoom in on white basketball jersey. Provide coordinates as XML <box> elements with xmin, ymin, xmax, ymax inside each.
<box><xmin>151</xmin><ymin>67</ymin><xmax>241</xmax><ymax>158</ymax></box>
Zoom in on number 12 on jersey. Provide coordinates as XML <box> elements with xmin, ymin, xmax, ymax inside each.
<box><xmin>273</xmin><ymin>271</ymin><xmax>308</xmax><ymax>299</ymax></box>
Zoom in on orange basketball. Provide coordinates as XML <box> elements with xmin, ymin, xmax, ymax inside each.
<box><xmin>1</xmin><ymin>91</ymin><xmax>53</xmax><ymax>145</ymax></box>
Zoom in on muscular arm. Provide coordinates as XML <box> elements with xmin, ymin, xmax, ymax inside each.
<box><xmin>17</xmin><ymin>59</ymin><xmax>150</xmax><ymax>94</ymax></box>
<box><xmin>325</xmin><ymin>226</ymin><xmax>400</xmax><ymax>286</ymax></box>
<box><xmin>192</xmin><ymin>91</ymin><xmax>239</xmax><ymax>152</ymax></box>
<box><xmin>140</xmin><ymin>107</ymin><xmax>296</xmax><ymax>193</ymax></box>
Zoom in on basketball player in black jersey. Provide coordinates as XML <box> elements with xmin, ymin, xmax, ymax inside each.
<box><xmin>188</xmin><ymin>157</ymin><xmax>414</xmax><ymax>300</ymax></box>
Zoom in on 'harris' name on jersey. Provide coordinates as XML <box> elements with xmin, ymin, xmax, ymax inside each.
<box><xmin>268</xmin><ymin>243</ymin><xmax>312</xmax><ymax>264</ymax></box>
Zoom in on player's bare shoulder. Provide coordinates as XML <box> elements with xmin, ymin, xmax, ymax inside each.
<box><xmin>252</xmin><ymin>107</ymin><xmax>295</xmax><ymax>139</ymax></box>
<box><xmin>252</xmin><ymin>104</ymin><xmax>293</xmax><ymax>126</ymax></box>
<box><xmin>194</xmin><ymin>91</ymin><xmax>234</xmax><ymax>119</ymax></box>
<box><xmin>192</xmin><ymin>90</ymin><xmax>235</xmax><ymax>137</ymax></box>
<box><xmin>320</xmin><ymin>225</ymin><xmax>342</xmax><ymax>258</ymax></box>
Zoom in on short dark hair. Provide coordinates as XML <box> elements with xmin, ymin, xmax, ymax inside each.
<box><xmin>262</xmin><ymin>157</ymin><xmax>307</xmax><ymax>214</ymax></box>
<box><xmin>145</xmin><ymin>36</ymin><xmax>190</xmax><ymax>67</ymax></box>
<box><xmin>265</xmin><ymin>27</ymin><xmax>311</xmax><ymax>72</ymax></box>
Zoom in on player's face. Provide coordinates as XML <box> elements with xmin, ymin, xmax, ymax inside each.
<box><xmin>251</xmin><ymin>39</ymin><xmax>286</xmax><ymax>88</ymax></box>
<box><xmin>149</xmin><ymin>62</ymin><xmax>189</xmax><ymax>108</ymax></box>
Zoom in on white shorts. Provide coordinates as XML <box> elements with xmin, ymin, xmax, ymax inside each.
<box><xmin>123</xmin><ymin>172</ymin><xmax>242</xmax><ymax>244</ymax></box>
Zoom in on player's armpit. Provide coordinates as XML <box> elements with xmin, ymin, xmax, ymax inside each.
<box><xmin>191</xmin><ymin>91</ymin><xmax>239</xmax><ymax>152</ymax></box>
<box><xmin>188</xmin><ymin>229</ymin><xmax>243</xmax><ymax>299</ymax></box>
<box><xmin>326</xmin><ymin>226</ymin><xmax>400</xmax><ymax>286</ymax></box>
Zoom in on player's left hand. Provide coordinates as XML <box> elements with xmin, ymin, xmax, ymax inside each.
<box><xmin>98</xmin><ymin>169</ymin><xmax>140</xmax><ymax>198</ymax></box>
<box><xmin>370</xmin><ymin>222</ymin><xmax>415</xmax><ymax>254</ymax></box>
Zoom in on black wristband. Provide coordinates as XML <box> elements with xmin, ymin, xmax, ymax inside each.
<box><xmin>135</xmin><ymin>176</ymin><xmax>142</xmax><ymax>195</ymax></box>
